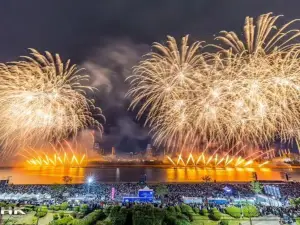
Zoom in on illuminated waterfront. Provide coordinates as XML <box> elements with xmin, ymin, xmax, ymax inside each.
<box><xmin>0</xmin><ymin>166</ymin><xmax>299</xmax><ymax>184</ymax></box>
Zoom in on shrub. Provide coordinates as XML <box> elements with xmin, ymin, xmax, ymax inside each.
<box><xmin>209</xmin><ymin>210</ymin><xmax>222</xmax><ymax>221</ymax></box>
<box><xmin>180</xmin><ymin>204</ymin><xmax>194</xmax><ymax>221</ymax></box>
<box><xmin>110</xmin><ymin>205</ymin><xmax>121</xmax><ymax>218</ymax></box>
<box><xmin>174</xmin><ymin>220</ymin><xmax>191</xmax><ymax>225</ymax></box>
<box><xmin>193</xmin><ymin>207</ymin><xmax>200</xmax><ymax>214</ymax></box>
<box><xmin>73</xmin><ymin>206</ymin><xmax>80</xmax><ymax>212</ymax></box>
<box><xmin>180</xmin><ymin>204</ymin><xmax>193</xmax><ymax>214</ymax></box>
<box><xmin>73</xmin><ymin>210</ymin><xmax>105</xmax><ymax>225</ymax></box>
<box><xmin>35</xmin><ymin>206</ymin><xmax>48</xmax><ymax>218</ymax></box>
<box><xmin>132</xmin><ymin>205</ymin><xmax>165</xmax><ymax>225</ymax></box>
<box><xmin>60</xmin><ymin>202</ymin><xmax>69</xmax><ymax>210</ymax></box>
<box><xmin>54</xmin><ymin>205</ymin><xmax>61</xmax><ymax>211</ymax></box>
<box><xmin>96</xmin><ymin>221</ymin><xmax>112</xmax><ymax>225</ymax></box>
<box><xmin>176</xmin><ymin>213</ymin><xmax>189</xmax><ymax>221</ymax></box>
<box><xmin>104</xmin><ymin>206</ymin><xmax>112</xmax><ymax>216</ymax></box>
<box><xmin>24</xmin><ymin>205</ymin><xmax>35</xmax><ymax>209</ymax></box>
<box><xmin>35</xmin><ymin>211</ymin><xmax>47</xmax><ymax>218</ymax></box>
<box><xmin>76</xmin><ymin>213</ymin><xmax>85</xmax><ymax>219</ymax></box>
<box><xmin>167</xmin><ymin>206</ymin><xmax>176</xmax><ymax>215</ymax></box>
<box><xmin>71</xmin><ymin>212</ymin><xmax>77</xmax><ymax>218</ymax></box>
<box><xmin>225</xmin><ymin>206</ymin><xmax>241</xmax><ymax>219</ymax></box>
<box><xmin>24</xmin><ymin>205</ymin><xmax>35</xmax><ymax>212</ymax></box>
<box><xmin>153</xmin><ymin>208</ymin><xmax>165</xmax><ymax>225</ymax></box>
<box><xmin>219</xmin><ymin>220</ymin><xmax>229</xmax><ymax>225</ymax></box>
<box><xmin>59</xmin><ymin>212</ymin><xmax>65</xmax><ymax>218</ymax></box>
<box><xmin>53</xmin><ymin>214</ymin><xmax>59</xmax><ymax>220</ymax></box>
<box><xmin>80</xmin><ymin>204</ymin><xmax>89</xmax><ymax>215</ymax></box>
<box><xmin>7</xmin><ymin>203</ymin><xmax>16</xmax><ymax>208</ymax></box>
<box><xmin>200</xmin><ymin>209</ymin><xmax>209</xmax><ymax>216</ymax></box>
<box><xmin>50</xmin><ymin>215</ymin><xmax>73</xmax><ymax>225</ymax></box>
<box><xmin>175</xmin><ymin>205</ymin><xmax>181</xmax><ymax>213</ymax></box>
<box><xmin>243</xmin><ymin>205</ymin><xmax>259</xmax><ymax>218</ymax></box>
<box><xmin>164</xmin><ymin>215</ymin><xmax>177</xmax><ymax>225</ymax></box>
<box><xmin>111</xmin><ymin>207</ymin><xmax>128</xmax><ymax>225</ymax></box>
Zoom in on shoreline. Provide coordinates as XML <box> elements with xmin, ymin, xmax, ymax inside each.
<box><xmin>2</xmin><ymin>179</ymin><xmax>290</xmax><ymax>185</ymax></box>
<box><xmin>0</xmin><ymin>164</ymin><xmax>298</xmax><ymax>169</ymax></box>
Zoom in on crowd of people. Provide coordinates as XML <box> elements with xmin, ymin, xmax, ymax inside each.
<box><xmin>1</xmin><ymin>181</ymin><xmax>300</xmax><ymax>204</ymax></box>
<box><xmin>2</xmin><ymin>181</ymin><xmax>300</xmax><ymax>223</ymax></box>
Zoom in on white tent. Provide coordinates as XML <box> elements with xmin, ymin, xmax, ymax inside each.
<box><xmin>256</xmin><ymin>194</ymin><xmax>282</xmax><ymax>207</ymax></box>
<box><xmin>44</xmin><ymin>193</ymin><xmax>52</xmax><ymax>199</ymax></box>
<box><xmin>182</xmin><ymin>197</ymin><xmax>203</xmax><ymax>204</ymax></box>
<box><xmin>0</xmin><ymin>193</ymin><xmax>7</xmax><ymax>200</ymax></box>
<box><xmin>14</xmin><ymin>193</ymin><xmax>22</xmax><ymax>200</ymax></box>
<box><xmin>4</xmin><ymin>193</ymin><xmax>14</xmax><ymax>200</ymax></box>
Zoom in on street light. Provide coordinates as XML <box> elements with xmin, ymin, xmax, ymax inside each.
<box><xmin>87</xmin><ymin>176</ymin><xmax>94</xmax><ymax>194</ymax></box>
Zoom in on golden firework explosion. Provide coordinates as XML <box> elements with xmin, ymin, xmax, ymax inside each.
<box><xmin>128</xmin><ymin>13</ymin><xmax>300</xmax><ymax>151</ymax></box>
<box><xmin>0</xmin><ymin>49</ymin><xmax>104</xmax><ymax>152</ymax></box>
<box><xmin>19</xmin><ymin>141</ymin><xmax>88</xmax><ymax>167</ymax></box>
<box><xmin>166</xmin><ymin>146</ymin><xmax>272</xmax><ymax>168</ymax></box>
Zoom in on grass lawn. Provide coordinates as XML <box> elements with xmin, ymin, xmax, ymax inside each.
<box><xmin>2</xmin><ymin>211</ymin><xmax>70</xmax><ymax>225</ymax></box>
<box><xmin>192</xmin><ymin>215</ymin><xmax>218</xmax><ymax>225</ymax></box>
<box><xmin>192</xmin><ymin>213</ymin><xmax>247</xmax><ymax>225</ymax></box>
<box><xmin>2</xmin><ymin>211</ymin><xmax>36</xmax><ymax>225</ymax></box>
<box><xmin>296</xmin><ymin>218</ymin><xmax>300</xmax><ymax>225</ymax></box>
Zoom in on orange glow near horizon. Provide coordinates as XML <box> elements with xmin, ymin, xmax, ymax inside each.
<box><xmin>167</xmin><ymin>152</ymin><xmax>270</xmax><ymax>168</ymax></box>
<box><xmin>18</xmin><ymin>140</ymin><xmax>89</xmax><ymax>168</ymax></box>
<box><xmin>25</xmin><ymin>153</ymin><xmax>87</xmax><ymax>167</ymax></box>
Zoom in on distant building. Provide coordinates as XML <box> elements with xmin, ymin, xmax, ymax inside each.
<box><xmin>111</xmin><ymin>147</ymin><xmax>116</xmax><ymax>156</ymax></box>
<box><xmin>145</xmin><ymin>144</ymin><xmax>153</xmax><ymax>159</ymax></box>
<box><xmin>111</xmin><ymin>147</ymin><xmax>116</xmax><ymax>160</ymax></box>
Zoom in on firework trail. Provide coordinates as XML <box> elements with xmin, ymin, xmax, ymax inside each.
<box><xmin>128</xmin><ymin>13</ymin><xmax>300</xmax><ymax>151</ymax></box>
<box><xmin>0</xmin><ymin>49</ymin><xmax>104</xmax><ymax>153</ymax></box>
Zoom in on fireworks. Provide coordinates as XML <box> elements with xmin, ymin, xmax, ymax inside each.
<box><xmin>0</xmin><ymin>49</ymin><xmax>103</xmax><ymax>152</ymax></box>
<box><xmin>166</xmin><ymin>150</ymin><xmax>271</xmax><ymax>168</ymax></box>
<box><xmin>20</xmin><ymin>141</ymin><xmax>88</xmax><ymax>167</ymax></box>
<box><xmin>128</xmin><ymin>13</ymin><xmax>300</xmax><ymax>150</ymax></box>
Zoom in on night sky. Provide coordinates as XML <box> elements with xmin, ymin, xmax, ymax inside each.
<box><xmin>0</xmin><ymin>0</ymin><xmax>299</xmax><ymax>153</ymax></box>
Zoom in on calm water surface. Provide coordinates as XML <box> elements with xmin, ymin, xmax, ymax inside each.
<box><xmin>0</xmin><ymin>166</ymin><xmax>299</xmax><ymax>184</ymax></box>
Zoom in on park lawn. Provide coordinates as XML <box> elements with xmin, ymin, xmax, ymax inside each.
<box><xmin>220</xmin><ymin>213</ymin><xmax>247</xmax><ymax>225</ymax></box>
<box><xmin>192</xmin><ymin>214</ymin><xmax>219</xmax><ymax>225</ymax></box>
<box><xmin>2</xmin><ymin>211</ymin><xmax>70</xmax><ymax>225</ymax></box>
<box><xmin>296</xmin><ymin>218</ymin><xmax>300</xmax><ymax>225</ymax></box>
<box><xmin>2</xmin><ymin>211</ymin><xmax>36</xmax><ymax>225</ymax></box>
<box><xmin>192</xmin><ymin>213</ymin><xmax>246</xmax><ymax>225</ymax></box>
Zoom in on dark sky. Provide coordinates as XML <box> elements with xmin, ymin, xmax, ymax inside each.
<box><xmin>0</xmin><ymin>0</ymin><xmax>299</xmax><ymax>153</ymax></box>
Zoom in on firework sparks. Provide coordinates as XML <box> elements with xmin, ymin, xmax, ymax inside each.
<box><xmin>0</xmin><ymin>49</ymin><xmax>104</xmax><ymax>152</ymax></box>
<box><xmin>128</xmin><ymin>13</ymin><xmax>300</xmax><ymax>150</ymax></box>
<box><xmin>167</xmin><ymin>150</ymin><xmax>269</xmax><ymax>168</ymax></box>
<box><xmin>19</xmin><ymin>141</ymin><xmax>88</xmax><ymax>167</ymax></box>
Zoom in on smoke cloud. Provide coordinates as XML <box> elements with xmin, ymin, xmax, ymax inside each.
<box><xmin>82</xmin><ymin>38</ymin><xmax>150</xmax><ymax>153</ymax></box>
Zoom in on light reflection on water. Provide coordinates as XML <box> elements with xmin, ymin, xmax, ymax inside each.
<box><xmin>0</xmin><ymin>166</ymin><xmax>295</xmax><ymax>184</ymax></box>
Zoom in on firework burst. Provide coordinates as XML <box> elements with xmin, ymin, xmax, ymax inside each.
<box><xmin>0</xmin><ymin>49</ymin><xmax>104</xmax><ymax>152</ymax></box>
<box><xmin>128</xmin><ymin>13</ymin><xmax>300</xmax><ymax>151</ymax></box>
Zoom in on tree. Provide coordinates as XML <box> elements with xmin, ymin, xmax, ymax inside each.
<box><xmin>51</xmin><ymin>184</ymin><xmax>65</xmax><ymax>193</ymax></box>
<box><xmin>202</xmin><ymin>175</ymin><xmax>211</xmax><ymax>183</ymax></box>
<box><xmin>156</xmin><ymin>184</ymin><xmax>169</xmax><ymax>201</ymax></box>
<box><xmin>290</xmin><ymin>198</ymin><xmax>300</xmax><ymax>207</ymax></box>
<box><xmin>62</xmin><ymin>176</ymin><xmax>72</xmax><ymax>184</ymax></box>
<box><xmin>243</xmin><ymin>205</ymin><xmax>259</xmax><ymax>225</ymax></box>
<box><xmin>60</xmin><ymin>202</ymin><xmax>69</xmax><ymax>210</ymax></box>
<box><xmin>250</xmin><ymin>181</ymin><xmax>263</xmax><ymax>194</ymax></box>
